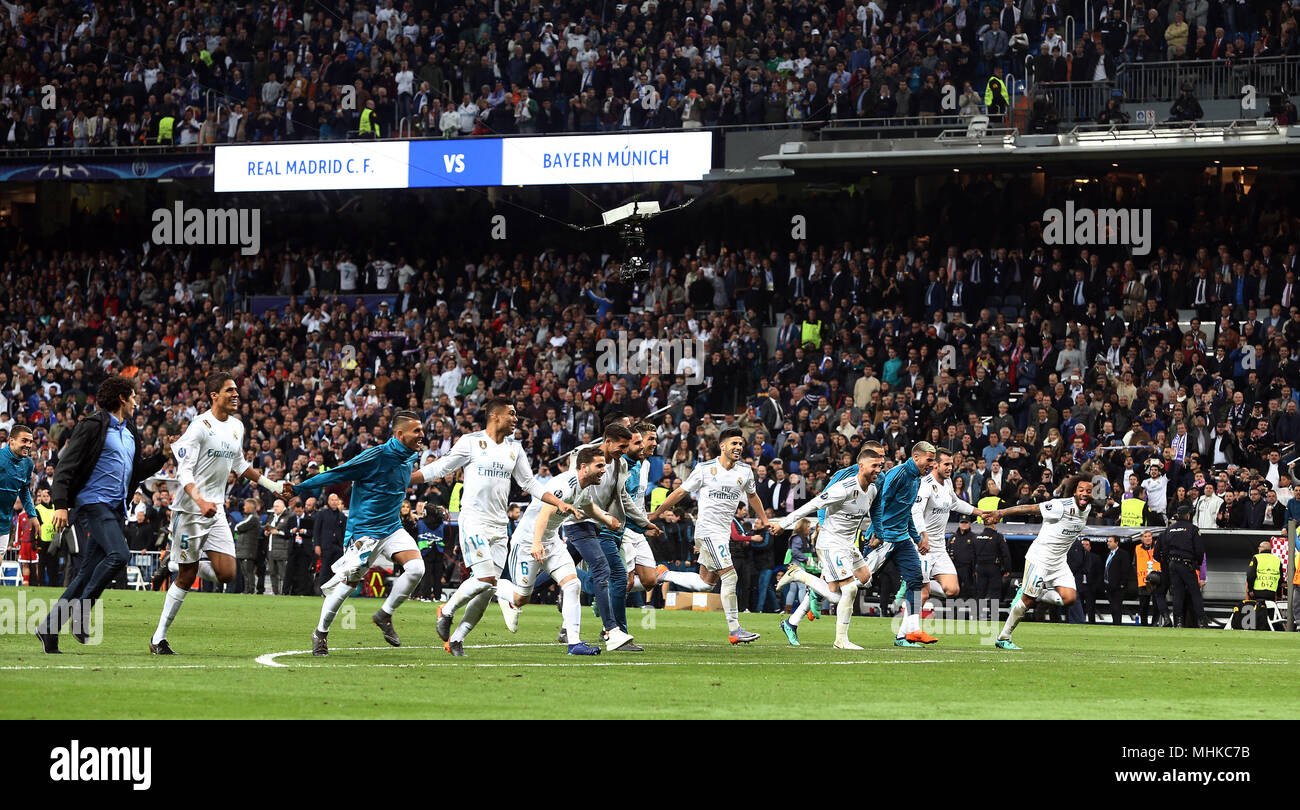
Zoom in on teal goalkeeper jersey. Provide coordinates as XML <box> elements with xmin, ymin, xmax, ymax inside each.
<box><xmin>294</xmin><ymin>437</ymin><xmax>419</xmax><ymax>544</ymax></box>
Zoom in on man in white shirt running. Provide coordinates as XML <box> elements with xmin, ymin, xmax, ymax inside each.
<box><xmin>150</xmin><ymin>372</ymin><xmax>291</xmax><ymax>654</ymax></box>
<box><xmin>648</xmin><ymin>428</ymin><xmax>769</xmax><ymax>644</ymax></box>
<box><xmin>770</xmin><ymin>442</ymin><xmax>884</xmax><ymax>649</ymax></box>
<box><xmin>990</xmin><ymin>475</ymin><xmax>1093</xmax><ymax>650</ymax></box>
<box><xmin>413</xmin><ymin>398</ymin><xmax>581</xmax><ymax>657</ymax></box>
<box><xmin>496</xmin><ymin>445</ymin><xmax>618</xmax><ymax>655</ymax></box>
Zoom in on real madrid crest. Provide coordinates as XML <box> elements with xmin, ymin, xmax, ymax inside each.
<box><xmin>710</xmin><ymin>467</ymin><xmax>717</xmax><ymax>476</ymax></box>
<box><xmin>510</xmin><ymin>451</ymin><xmax>516</xmax><ymax>461</ymax></box>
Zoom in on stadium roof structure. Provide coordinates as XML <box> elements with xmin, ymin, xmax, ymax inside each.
<box><xmin>752</xmin><ymin>118</ymin><xmax>1300</xmax><ymax>174</ymax></box>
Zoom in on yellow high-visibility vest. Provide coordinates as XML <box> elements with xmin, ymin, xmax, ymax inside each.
<box><xmin>1120</xmin><ymin>498</ymin><xmax>1145</xmax><ymax>526</ymax></box>
<box><xmin>360</xmin><ymin>108</ymin><xmax>379</xmax><ymax>136</ymax></box>
<box><xmin>1252</xmin><ymin>552</ymin><xmax>1281</xmax><ymax>593</ymax></box>
<box><xmin>977</xmin><ymin>495</ymin><xmax>1000</xmax><ymax>523</ymax></box>
<box><xmin>158</xmin><ymin>115</ymin><xmax>174</xmax><ymax>142</ymax></box>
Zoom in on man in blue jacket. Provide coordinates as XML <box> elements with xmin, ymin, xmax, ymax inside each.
<box><xmin>868</xmin><ymin>441</ymin><xmax>937</xmax><ymax>647</ymax></box>
<box><xmin>37</xmin><ymin>376</ymin><xmax>169</xmax><ymax>654</ymax></box>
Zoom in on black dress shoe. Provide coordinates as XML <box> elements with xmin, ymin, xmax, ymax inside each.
<box><xmin>35</xmin><ymin>629</ymin><xmax>61</xmax><ymax>654</ymax></box>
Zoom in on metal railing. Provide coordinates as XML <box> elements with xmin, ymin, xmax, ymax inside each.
<box><xmin>1117</xmin><ymin>55</ymin><xmax>1300</xmax><ymax>102</ymax></box>
<box><xmin>1030</xmin><ymin>80</ymin><xmax>1116</xmax><ymax>122</ymax></box>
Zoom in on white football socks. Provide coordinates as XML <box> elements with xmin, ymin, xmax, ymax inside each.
<box><xmin>802</xmin><ymin>574</ymin><xmax>841</xmax><ymax>604</ymax></box>
<box><xmin>196</xmin><ymin>560</ymin><xmax>220</xmax><ymax>584</ymax></box>
<box><xmin>381</xmin><ymin>558</ymin><xmax>424</xmax><ymax>615</ymax></box>
<box><xmin>317</xmin><ymin>579</ymin><xmax>353</xmax><ymax>633</ymax></box>
<box><xmin>720</xmin><ymin>568</ymin><xmax>740</xmax><ymax>632</ymax></box>
<box><xmin>835</xmin><ymin>581</ymin><xmax>858</xmax><ymax>636</ymax></box>
<box><xmin>788</xmin><ymin>593</ymin><xmax>812</xmax><ymax>626</ymax></box>
<box><xmin>442</xmin><ymin>576</ymin><xmax>494</xmax><ymax>618</ymax></box>
<box><xmin>1038</xmin><ymin>589</ymin><xmax>1064</xmax><ymax>606</ymax></box>
<box><xmin>999</xmin><ymin>596</ymin><xmax>1029</xmax><ymax>641</ymax></box>
<box><xmin>151</xmin><ymin>584</ymin><xmax>188</xmax><ymax>644</ymax></box>
<box><xmin>561</xmin><ymin>579</ymin><xmax>582</xmax><ymax>644</ymax></box>
<box><xmin>660</xmin><ymin>570</ymin><xmax>714</xmax><ymax>592</ymax></box>
<box><xmin>450</xmin><ymin>588</ymin><xmax>494</xmax><ymax>643</ymax></box>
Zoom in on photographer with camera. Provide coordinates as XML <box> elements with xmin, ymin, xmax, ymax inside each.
<box><xmin>1135</xmin><ymin>530</ymin><xmax>1171</xmax><ymax>626</ymax></box>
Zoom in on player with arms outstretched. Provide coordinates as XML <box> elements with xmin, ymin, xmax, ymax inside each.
<box><xmin>150</xmin><ymin>373</ymin><xmax>291</xmax><ymax>654</ymax></box>
<box><xmin>294</xmin><ymin>410</ymin><xmax>426</xmax><ymax>656</ymax></box>
<box><xmin>991</xmin><ymin>475</ymin><xmax>1092</xmax><ymax>650</ymax></box>
<box><xmin>769</xmin><ymin>442</ymin><xmax>885</xmax><ymax>649</ymax></box>
<box><xmin>648</xmin><ymin>428</ymin><xmax>768</xmax><ymax>644</ymax></box>
<box><xmin>496</xmin><ymin>446</ymin><xmax>618</xmax><ymax>655</ymax></box>
<box><xmin>413</xmin><ymin>398</ymin><xmax>581</xmax><ymax>657</ymax></box>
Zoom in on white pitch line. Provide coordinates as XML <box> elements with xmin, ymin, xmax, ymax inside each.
<box><xmin>0</xmin><ymin>664</ymin><xmax>243</xmax><ymax>671</ymax></box>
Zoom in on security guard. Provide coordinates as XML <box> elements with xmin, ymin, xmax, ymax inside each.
<box><xmin>1246</xmin><ymin>540</ymin><xmax>1283</xmax><ymax>601</ymax></box>
<box><xmin>1161</xmin><ymin>504</ymin><xmax>1207</xmax><ymax>627</ymax></box>
<box><xmin>1119</xmin><ymin>489</ymin><xmax>1149</xmax><ymax>527</ymax></box>
<box><xmin>157</xmin><ymin>113</ymin><xmax>175</xmax><ymax>145</ymax></box>
<box><xmin>950</xmin><ymin>514</ymin><xmax>979</xmax><ymax>597</ymax></box>
<box><xmin>972</xmin><ymin>519</ymin><xmax>1011</xmax><ymax>618</ymax></box>
<box><xmin>359</xmin><ymin>99</ymin><xmax>380</xmax><ymax>138</ymax></box>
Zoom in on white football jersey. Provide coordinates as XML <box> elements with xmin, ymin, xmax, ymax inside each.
<box><xmin>510</xmin><ymin>470</ymin><xmax>592</xmax><ymax>550</ymax></box>
<box><xmin>1025</xmin><ymin>497</ymin><xmax>1091</xmax><ymax>566</ymax></box>
<box><xmin>911</xmin><ymin>474</ymin><xmax>976</xmax><ymax>542</ymax></box>
<box><xmin>171</xmin><ymin>410</ymin><xmax>250</xmax><ymax>514</ymax></box>
<box><xmin>778</xmin><ymin>475</ymin><xmax>876</xmax><ymax>547</ymax></box>
<box><xmin>682</xmin><ymin>458</ymin><xmax>755</xmax><ymax>541</ymax></box>
<box><xmin>420</xmin><ymin>430</ymin><xmax>546</xmax><ymax>530</ymax></box>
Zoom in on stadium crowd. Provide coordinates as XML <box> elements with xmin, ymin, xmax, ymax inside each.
<box><xmin>3</xmin><ymin>174</ymin><xmax>1300</xmax><ymax>621</ymax></box>
<box><xmin>2</xmin><ymin>0</ymin><xmax>1297</xmax><ymax>148</ymax></box>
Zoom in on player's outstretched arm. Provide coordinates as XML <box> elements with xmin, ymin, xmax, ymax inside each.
<box><xmin>988</xmin><ymin>502</ymin><xmax>1041</xmax><ymax>524</ymax></box>
<box><xmin>240</xmin><ymin>467</ymin><xmax>289</xmax><ymax>496</ymax></box>
<box><xmin>412</xmin><ymin>436</ymin><xmax>472</xmax><ymax>484</ymax></box>
<box><xmin>295</xmin><ymin>445</ymin><xmax>385</xmax><ymax>495</ymax></box>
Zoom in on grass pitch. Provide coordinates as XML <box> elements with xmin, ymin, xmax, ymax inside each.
<box><xmin>2</xmin><ymin>585</ymin><xmax>1297</xmax><ymax>719</ymax></box>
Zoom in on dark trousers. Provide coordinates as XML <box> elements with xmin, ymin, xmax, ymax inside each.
<box><xmin>564</xmin><ymin>524</ymin><xmax>617</xmax><ymax>633</ymax></box>
<box><xmin>286</xmin><ymin>551</ymin><xmax>315</xmax><ymax>595</ymax></box>
<box><xmin>41</xmin><ymin>503</ymin><xmax>127</xmax><ymax>633</ymax></box>
<box><xmin>1168</xmin><ymin>561</ymin><xmax>1206</xmax><ymax>627</ymax></box>
<box><xmin>731</xmin><ymin>543</ymin><xmax>755</xmax><ymax>613</ymax></box>
<box><xmin>238</xmin><ymin>558</ymin><xmax>258</xmax><ymax>593</ymax></box>
<box><xmin>976</xmin><ymin>564</ymin><xmax>1002</xmax><ymax>616</ymax></box>
<box><xmin>955</xmin><ymin>562</ymin><xmax>976</xmax><ymax>598</ymax></box>
<box><xmin>416</xmin><ymin>547</ymin><xmax>443</xmax><ymax>600</ymax></box>
<box><xmin>37</xmin><ymin>545</ymin><xmax>60</xmax><ymax>587</ymax></box>
<box><xmin>1105</xmin><ymin>585</ymin><xmax>1125</xmax><ymax>624</ymax></box>
<box><xmin>1137</xmin><ymin>588</ymin><xmax>1169</xmax><ymax>625</ymax></box>
<box><xmin>1080</xmin><ymin>583</ymin><xmax>1098</xmax><ymax>623</ymax></box>
<box><xmin>316</xmin><ymin>545</ymin><xmax>343</xmax><ymax>587</ymax></box>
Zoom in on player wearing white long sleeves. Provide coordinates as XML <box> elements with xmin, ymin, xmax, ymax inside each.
<box><xmin>770</xmin><ymin>442</ymin><xmax>885</xmax><ymax>649</ymax></box>
<box><xmin>150</xmin><ymin>373</ymin><xmax>291</xmax><ymax>655</ymax></box>
<box><xmin>412</xmin><ymin>398</ymin><xmax>581</xmax><ymax>657</ymax></box>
